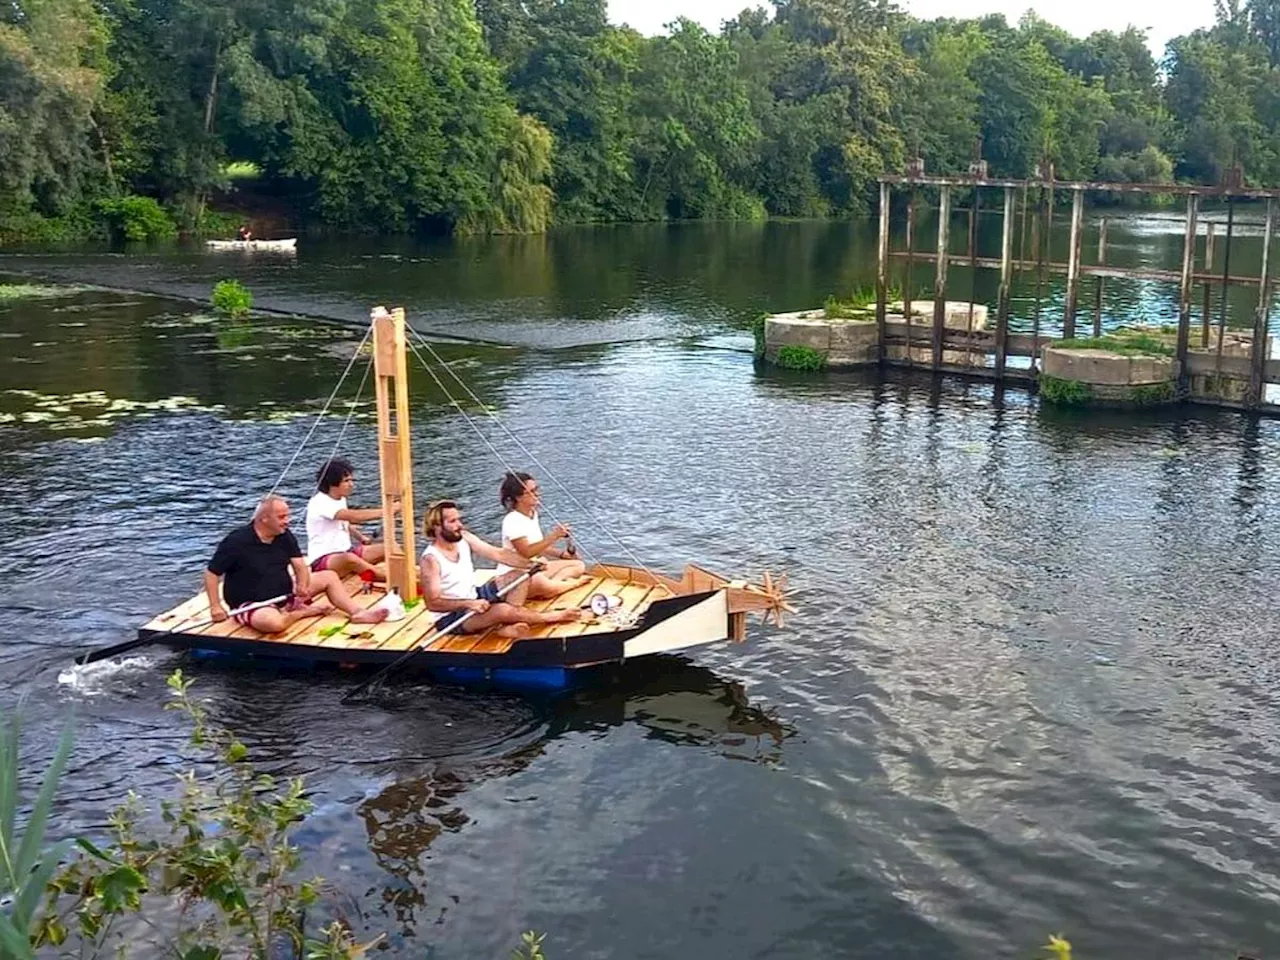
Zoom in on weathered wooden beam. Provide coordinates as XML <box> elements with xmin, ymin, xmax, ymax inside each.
<box><xmin>1064</xmin><ymin>189</ymin><xmax>1084</xmax><ymax>338</ymax></box>
<box><xmin>1176</xmin><ymin>194</ymin><xmax>1199</xmax><ymax>385</ymax></box>
<box><xmin>995</xmin><ymin>186</ymin><xmax>1014</xmax><ymax>380</ymax></box>
<box><xmin>876</xmin><ymin>181</ymin><xmax>889</xmax><ymax>361</ymax></box>
<box><xmin>1093</xmin><ymin>219</ymin><xmax>1108</xmax><ymax>338</ymax></box>
<box><xmin>1201</xmin><ymin>222</ymin><xmax>1214</xmax><ymax>348</ymax></box>
<box><xmin>887</xmin><ymin>251</ymin><xmax>1264</xmax><ymax>287</ymax></box>
<box><xmin>967</xmin><ymin>189</ymin><xmax>980</xmax><ymax>333</ymax></box>
<box><xmin>932</xmin><ymin>186</ymin><xmax>951</xmax><ymax>370</ymax></box>
<box><xmin>1217</xmin><ymin>200</ymin><xmax>1235</xmax><ymax>371</ymax></box>
<box><xmin>1030</xmin><ymin>184</ymin><xmax>1051</xmax><ymax>372</ymax></box>
<box><xmin>1248</xmin><ymin>198</ymin><xmax>1275</xmax><ymax>407</ymax></box>
<box><xmin>880</xmin><ymin>174</ymin><xmax>1280</xmax><ymax>200</ymax></box>
<box><xmin>903</xmin><ymin>191</ymin><xmax>916</xmax><ymax>368</ymax></box>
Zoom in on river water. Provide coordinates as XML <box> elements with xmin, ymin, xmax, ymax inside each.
<box><xmin>5</xmin><ymin>217</ymin><xmax>1280</xmax><ymax>958</ymax></box>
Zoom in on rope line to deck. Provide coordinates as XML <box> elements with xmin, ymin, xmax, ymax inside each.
<box><xmin>403</xmin><ymin>333</ymin><xmax>606</xmax><ymax>572</ymax></box>
<box><xmin>405</xmin><ymin>324</ymin><xmax>660</xmax><ymax>583</ymax></box>
<box><xmin>267</xmin><ymin>324</ymin><xmax>372</xmax><ymax>499</ymax></box>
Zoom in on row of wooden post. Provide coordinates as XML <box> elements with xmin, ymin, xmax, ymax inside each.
<box><xmin>874</xmin><ymin>180</ymin><xmax>1279</xmax><ymax>408</ymax></box>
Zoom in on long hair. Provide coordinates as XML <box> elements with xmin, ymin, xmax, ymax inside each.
<box><xmin>316</xmin><ymin>457</ymin><xmax>354</xmax><ymax>493</ymax></box>
<box><xmin>422</xmin><ymin>499</ymin><xmax>457</xmax><ymax>539</ymax></box>
<box><xmin>499</xmin><ymin>471</ymin><xmax>534</xmax><ymax>511</ymax></box>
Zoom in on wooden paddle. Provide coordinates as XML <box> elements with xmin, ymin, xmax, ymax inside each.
<box><xmin>74</xmin><ymin>594</ymin><xmax>291</xmax><ymax>666</ymax></box>
<box><xmin>341</xmin><ymin>565</ymin><xmax>542</xmax><ymax>703</ymax></box>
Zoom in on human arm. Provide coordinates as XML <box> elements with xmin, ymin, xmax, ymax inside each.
<box><xmin>334</xmin><ymin>505</ymin><xmax>386</xmax><ymax>524</ymax></box>
<box><xmin>420</xmin><ymin>552</ymin><xmax>489</xmax><ymax>614</ymax></box>
<box><xmin>203</xmin><ymin>570</ymin><xmax>227</xmax><ymax>621</ymax></box>
<box><xmin>464</xmin><ymin>530</ymin><xmax>538</xmax><ymax>570</ymax></box>
<box><xmin>291</xmin><ymin>556</ymin><xmax>311</xmax><ymax>596</ymax></box>
<box><xmin>509</xmin><ymin>523</ymin><xmax>572</xmax><ymax>559</ymax></box>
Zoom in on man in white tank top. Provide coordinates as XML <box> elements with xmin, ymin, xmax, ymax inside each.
<box><xmin>420</xmin><ymin>500</ymin><xmax>582</xmax><ymax>638</ymax></box>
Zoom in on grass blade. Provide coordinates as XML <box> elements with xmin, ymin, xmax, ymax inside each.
<box><xmin>0</xmin><ymin>713</ymin><xmax>18</xmax><ymax>891</ymax></box>
<box><xmin>13</xmin><ymin>721</ymin><xmax>72</xmax><ymax>880</ymax></box>
<box><xmin>0</xmin><ymin>913</ymin><xmax>35</xmax><ymax>960</ymax></box>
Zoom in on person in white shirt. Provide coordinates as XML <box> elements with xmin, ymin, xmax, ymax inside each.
<box><xmin>420</xmin><ymin>499</ymin><xmax>583</xmax><ymax>638</ymax></box>
<box><xmin>305</xmin><ymin>458</ymin><xmax>394</xmax><ymax>581</ymax></box>
<box><xmin>495</xmin><ymin>471</ymin><xmax>592</xmax><ymax>599</ymax></box>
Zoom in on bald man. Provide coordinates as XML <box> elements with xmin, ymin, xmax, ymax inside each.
<box><xmin>204</xmin><ymin>495</ymin><xmax>388</xmax><ymax>633</ymax></box>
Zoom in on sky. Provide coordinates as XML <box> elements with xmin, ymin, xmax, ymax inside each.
<box><xmin>607</xmin><ymin>0</ymin><xmax>1216</xmax><ymax>56</ymax></box>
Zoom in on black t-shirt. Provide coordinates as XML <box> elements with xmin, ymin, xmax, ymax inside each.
<box><xmin>207</xmin><ymin>524</ymin><xmax>301</xmax><ymax>610</ymax></box>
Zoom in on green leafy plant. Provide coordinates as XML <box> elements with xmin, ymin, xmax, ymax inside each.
<box><xmin>212</xmin><ymin>279</ymin><xmax>253</xmax><ymax>319</ymax></box>
<box><xmin>776</xmin><ymin>344</ymin><xmax>827</xmax><ymax>371</ymax></box>
<box><xmin>95</xmin><ymin>196</ymin><xmax>178</xmax><ymax>242</ymax></box>
<box><xmin>1128</xmin><ymin>381</ymin><xmax>1175</xmax><ymax>405</ymax></box>
<box><xmin>35</xmin><ymin>671</ymin><xmax>379</xmax><ymax>958</ymax></box>
<box><xmin>751</xmin><ymin>312</ymin><xmax>768</xmax><ymax>358</ymax></box>
<box><xmin>1056</xmin><ymin>332</ymin><xmax>1174</xmax><ymax>357</ymax></box>
<box><xmin>1038</xmin><ymin>375</ymin><xmax>1094</xmax><ymax>405</ymax></box>
<box><xmin>1041</xmin><ymin>934</ymin><xmax>1073</xmax><ymax>960</ymax></box>
<box><xmin>512</xmin><ymin>930</ymin><xmax>548</xmax><ymax>960</ymax></box>
<box><xmin>0</xmin><ymin>708</ymin><xmax>74</xmax><ymax>960</ymax></box>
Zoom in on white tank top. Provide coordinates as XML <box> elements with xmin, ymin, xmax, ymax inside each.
<box><xmin>423</xmin><ymin>540</ymin><xmax>477</xmax><ymax>602</ymax></box>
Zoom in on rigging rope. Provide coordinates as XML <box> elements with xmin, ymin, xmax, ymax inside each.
<box><xmin>405</xmin><ymin>323</ymin><xmax>661</xmax><ymax>583</ymax></box>
<box><xmin>403</xmin><ymin>333</ymin><xmax>605</xmax><ymax>572</ymax></box>
<box><xmin>267</xmin><ymin>324</ymin><xmax>372</xmax><ymax>499</ymax></box>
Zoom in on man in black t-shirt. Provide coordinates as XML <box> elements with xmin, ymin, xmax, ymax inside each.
<box><xmin>204</xmin><ymin>495</ymin><xmax>389</xmax><ymax>633</ymax></box>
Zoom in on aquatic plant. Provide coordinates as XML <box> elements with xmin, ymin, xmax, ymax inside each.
<box><xmin>751</xmin><ymin>313</ymin><xmax>768</xmax><ymax>358</ymax></box>
<box><xmin>1056</xmin><ymin>332</ymin><xmax>1174</xmax><ymax>357</ymax></box>
<box><xmin>0</xmin><ymin>706</ymin><xmax>74</xmax><ymax>959</ymax></box>
<box><xmin>212</xmin><ymin>279</ymin><xmax>254</xmax><ymax>319</ymax></box>
<box><xmin>776</xmin><ymin>345</ymin><xmax>827</xmax><ymax>371</ymax></box>
<box><xmin>1128</xmin><ymin>381</ymin><xmax>1175</xmax><ymax>405</ymax></box>
<box><xmin>1038</xmin><ymin>375</ymin><xmax>1094</xmax><ymax>405</ymax></box>
<box><xmin>1041</xmin><ymin>934</ymin><xmax>1073</xmax><ymax>960</ymax></box>
<box><xmin>823</xmin><ymin>286</ymin><xmax>905</xmax><ymax>320</ymax></box>
<box><xmin>0</xmin><ymin>283</ymin><xmax>78</xmax><ymax>302</ymax></box>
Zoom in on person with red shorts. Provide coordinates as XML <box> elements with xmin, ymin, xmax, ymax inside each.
<box><xmin>304</xmin><ymin>458</ymin><xmax>394</xmax><ymax>583</ymax></box>
<box><xmin>205</xmin><ymin>495</ymin><xmax>389</xmax><ymax>633</ymax></box>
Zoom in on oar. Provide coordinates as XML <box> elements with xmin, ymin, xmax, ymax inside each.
<box><xmin>341</xmin><ymin>565</ymin><xmax>541</xmax><ymax>704</ymax></box>
<box><xmin>74</xmin><ymin>594</ymin><xmax>290</xmax><ymax>666</ymax></box>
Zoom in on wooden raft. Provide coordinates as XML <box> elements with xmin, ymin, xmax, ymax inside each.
<box><xmin>141</xmin><ymin>564</ymin><xmax>678</xmax><ymax>658</ymax></box>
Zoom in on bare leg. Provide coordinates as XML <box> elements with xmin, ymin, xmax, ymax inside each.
<box><xmin>244</xmin><ymin>603</ymin><xmax>328</xmax><ymax>635</ymax></box>
<box><xmin>362</xmin><ymin>543</ymin><xmax>386</xmax><ymax>564</ymax></box>
<box><xmin>453</xmin><ymin>601</ymin><xmax>582</xmax><ymax>639</ymax></box>
<box><xmin>325</xmin><ymin>551</ymin><xmax>385</xmax><ymax>582</ymax></box>
<box><xmin>303</xmin><ymin>570</ymin><xmax>388</xmax><ymax>624</ymax></box>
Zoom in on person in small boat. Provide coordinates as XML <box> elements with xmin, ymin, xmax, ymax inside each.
<box><xmin>496</xmin><ymin>471</ymin><xmax>592</xmax><ymax>598</ymax></box>
<box><xmin>306</xmin><ymin>457</ymin><xmax>391</xmax><ymax>582</ymax></box>
<box><xmin>236</xmin><ymin>224</ymin><xmax>253</xmax><ymax>241</ymax></box>
<box><xmin>205</xmin><ymin>494</ymin><xmax>389</xmax><ymax>633</ymax></box>
<box><xmin>421</xmin><ymin>499</ymin><xmax>582</xmax><ymax>638</ymax></box>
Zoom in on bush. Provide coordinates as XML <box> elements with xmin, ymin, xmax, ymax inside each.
<box><xmin>95</xmin><ymin>195</ymin><xmax>178</xmax><ymax>242</ymax></box>
<box><xmin>1039</xmin><ymin>375</ymin><xmax>1094</xmax><ymax>405</ymax></box>
<box><xmin>212</xmin><ymin>279</ymin><xmax>253</xmax><ymax>319</ymax></box>
<box><xmin>776</xmin><ymin>344</ymin><xmax>827</xmax><ymax>371</ymax></box>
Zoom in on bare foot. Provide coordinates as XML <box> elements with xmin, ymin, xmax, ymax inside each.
<box><xmin>349</xmin><ymin>607</ymin><xmax>390</xmax><ymax>625</ymax></box>
<box><xmin>300</xmin><ymin>602</ymin><xmax>331</xmax><ymax>618</ymax></box>
<box><xmin>548</xmin><ymin>609</ymin><xmax>583</xmax><ymax>624</ymax></box>
<box><xmin>495</xmin><ymin>623</ymin><xmax>532</xmax><ymax>638</ymax></box>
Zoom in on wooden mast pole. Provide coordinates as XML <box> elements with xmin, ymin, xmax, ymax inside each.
<box><xmin>372</xmin><ymin>306</ymin><xmax>418</xmax><ymax>601</ymax></box>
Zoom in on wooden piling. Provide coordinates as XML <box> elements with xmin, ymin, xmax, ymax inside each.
<box><xmin>1064</xmin><ymin>188</ymin><xmax>1084</xmax><ymax>338</ymax></box>
<box><xmin>995</xmin><ymin>186</ymin><xmax>1014</xmax><ymax>379</ymax></box>
<box><xmin>1092</xmin><ymin>219</ymin><xmax>1107</xmax><ymax>338</ymax></box>
<box><xmin>1030</xmin><ymin>185</ymin><xmax>1050</xmax><ymax>372</ymax></box>
<box><xmin>904</xmin><ymin>191</ymin><xmax>916</xmax><ymax>366</ymax></box>
<box><xmin>877</xmin><ymin>181</ymin><xmax>889</xmax><ymax>361</ymax></box>
<box><xmin>1201</xmin><ymin>222</ymin><xmax>1215</xmax><ymax>348</ymax></box>
<box><xmin>1176</xmin><ymin>194</ymin><xmax>1199</xmax><ymax>381</ymax></box>
<box><xmin>1247</xmin><ymin>198</ymin><xmax>1275</xmax><ymax>407</ymax></box>
<box><xmin>932</xmin><ymin>186</ymin><xmax>951</xmax><ymax>370</ymax></box>
<box><xmin>967</xmin><ymin>188</ymin><xmax>980</xmax><ymax>334</ymax></box>
<box><xmin>1217</xmin><ymin>200</ymin><xmax>1235</xmax><ymax>371</ymax></box>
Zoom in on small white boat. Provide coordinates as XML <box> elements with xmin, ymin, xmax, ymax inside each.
<box><xmin>206</xmin><ymin>238</ymin><xmax>297</xmax><ymax>252</ymax></box>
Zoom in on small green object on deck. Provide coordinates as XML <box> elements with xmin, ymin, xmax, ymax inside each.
<box><xmin>318</xmin><ymin>624</ymin><xmax>343</xmax><ymax>638</ymax></box>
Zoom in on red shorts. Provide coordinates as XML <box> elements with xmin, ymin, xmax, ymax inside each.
<box><xmin>309</xmin><ymin>542</ymin><xmax>364</xmax><ymax>572</ymax></box>
<box><xmin>234</xmin><ymin>595</ymin><xmax>306</xmax><ymax>628</ymax></box>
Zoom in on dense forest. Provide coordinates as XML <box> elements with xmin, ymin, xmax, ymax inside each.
<box><xmin>3</xmin><ymin>0</ymin><xmax>1280</xmax><ymax>240</ymax></box>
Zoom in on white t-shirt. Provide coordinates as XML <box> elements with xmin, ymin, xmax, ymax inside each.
<box><xmin>305</xmin><ymin>491</ymin><xmax>352</xmax><ymax>562</ymax></box>
<box><xmin>497</xmin><ymin>510</ymin><xmax>543</xmax><ymax>575</ymax></box>
<box><xmin>423</xmin><ymin>541</ymin><xmax>477</xmax><ymax>621</ymax></box>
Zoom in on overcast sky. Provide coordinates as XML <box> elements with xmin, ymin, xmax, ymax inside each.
<box><xmin>607</xmin><ymin>0</ymin><xmax>1217</xmax><ymax>56</ymax></box>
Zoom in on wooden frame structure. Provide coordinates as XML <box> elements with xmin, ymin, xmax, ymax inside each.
<box><xmin>876</xmin><ymin>161</ymin><xmax>1280</xmax><ymax>409</ymax></box>
<box><xmin>372</xmin><ymin>307</ymin><xmax>418</xmax><ymax>601</ymax></box>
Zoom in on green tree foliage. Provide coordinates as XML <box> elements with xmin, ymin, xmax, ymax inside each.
<box><xmin>6</xmin><ymin>0</ymin><xmax>1280</xmax><ymax>238</ymax></box>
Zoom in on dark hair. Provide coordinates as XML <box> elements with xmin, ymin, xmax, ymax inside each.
<box><xmin>423</xmin><ymin>499</ymin><xmax>458</xmax><ymax>538</ymax></box>
<box><xmin>500</xmin><ymin>471</ymin><xmax>534</xmax><ymax>510</ymax></box>
<box><xmin>316</xmin><ymin>457</ymin><xmax>355</xmax><ymax>493</ymax></box>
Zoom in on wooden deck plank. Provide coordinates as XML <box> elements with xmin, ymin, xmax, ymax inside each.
<box><xmin>144</xmin><ymin>591</ymin><xmax>213</xmax><ymax>633</ymax></box>
<box><xmin>559</xmin><ymin>582</ymin><xmax>656</xmax><ymax>638</ymax></box>
<box><xmin>521</xmin><ymin>575</ymin><xmax>611</xmax><ymax>640</ymax></box>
